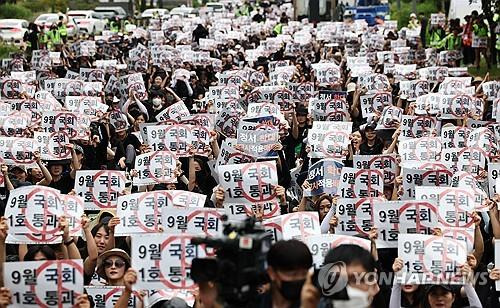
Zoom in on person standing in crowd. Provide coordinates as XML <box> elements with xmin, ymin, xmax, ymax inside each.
<box><xmin>407</xmin><ymin>13</ymin><xmax>420</xmax><ymax>30</ymax></box>
<box><xmin>58</xmin><ymin>15</ymin><xmax>67</xmax><ymax>44</ymax></box>
<box><xmin>23</xmin><ymin>23</ymin><xmax>39</xmax><ymax>53</ymax></box>
<box><xmin>473</xmin><ymin>14</ymin><xmax>491</xmax><ymax>69</ymax></box>
<box><xmin>462</xmin><ymin>15</ymin><xmax>475</xmax><ymax>66</ymax></box>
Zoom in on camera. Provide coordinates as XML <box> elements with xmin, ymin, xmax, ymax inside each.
<box><xmin>191</xmin><ymin>215</ymin><xmax>272</xmax><ymax>308</ymax></box>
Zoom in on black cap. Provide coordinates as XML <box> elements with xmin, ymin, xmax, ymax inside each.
<box><xmin>296</xmin><ymin>106</ymin><xmax>308</xmax><ymax>116</ymax></box>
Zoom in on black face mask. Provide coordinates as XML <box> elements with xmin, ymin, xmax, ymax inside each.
<box><xmin>278</xmin><ymin>279</ymin><xmax>305</xmax><ymax>301</ymax></box>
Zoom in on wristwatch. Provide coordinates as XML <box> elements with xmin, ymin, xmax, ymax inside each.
<box><xmin>64</xmin><ymin>238</ymin><xmax>75</xmax><ymax>246</ymax></box>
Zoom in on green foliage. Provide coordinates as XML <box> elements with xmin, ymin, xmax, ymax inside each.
<box><xmin>68</xmin><ymin>0</ymin><xmax>101</xmax><ymax>10</ymax></box>
<box><xmin>0</xmin><ymin>3</ymin><xmax>33</xmax><ymax>20</ymax></box>
<box><xmin>389</xmin><ymin>0</ymin><xmax>440</xmax><ymax>29</ymax></box>
<box><xmin>0</xmin><ymin>43</ymin><xmax>21</xmax><ymax>59</ymax></box>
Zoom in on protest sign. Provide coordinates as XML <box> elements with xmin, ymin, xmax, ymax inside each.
<box><xmin>131</xmin><ymin>233</ymin><xmax>209</xmax><ymax>289</ymax></box>
<box><xmin>155</xmin><ymin>101</ymin><xmax>191</xmax><ymax>122</ymax></box>
<box><xmin>34</xmin><ymin>131</ymin><xmax>70</xmax><ymax>161</ymax></box>
<box><xmin>440</xmin><ymin>125</ymin><xmax>470</xmax><ymax>149</ymax></box>
<box><xmin>166</xmin><ymin>190</ymin><xmax>206</xmax><ymax>208</ymax></box>
<box><xmin>307</xmin><ymin>121</ymin><xmax>352</xmax><ymax>159</ymax></box>
<box><xmin>335</xmin><ymin>197</ymin><xmax>384</xmax><ymax>236</ymax></box>
<box><xmin>311</xmin><ymin>63</ymin><xmax>341</xmax><ymax>86</ymax></box>
<box><xmin>359</xmin><ymin>92</ymin><xmax>393</xmax><ymax>118</ymax></box>
<box><xmin>441</xmin><ymin>146</ymin><xmax>488</xmax><ymax>177</ymax></box>
<box><xmin>86</xmin><ymin>286</ymin><xmax>140</xmax><ymax>308</ymax></box>
<box><xmin>146</xmin><ymin>124</ymin><xmax>210</xmax><ymax>157</ymax></box>
<box><xmin>268</xmin><ymin>212</ymin><xmax>321</xmax><ymax>242</ymax></box>
<box><xmin>42</xmin><ymin>111</ymin><xmax>91</xmax><ymax>140</ymax></box>
<box><xmin>162</xmin><ymin>207</ymin><xmax>224</xmax><ymax>237</ymax></box>
<box><xmin>354</xmin><ymin>154</ymin><xmax>397</xmax><ymax>185</ymax></box>
<box><xmin>415</xmin><ymin>187</ymin><xmax>476</xmax><ymax>228</ymax></box>
<box><xmin>400</xmin><ymin>80</ymin><xmax>429</xmax><ymax>101</ymax></box>
<box><xmin>115</xmin><ymin>191</ymin><xmax>169</xmax><ymax>235</ymax></box>
<box><xmin>397</xmin><ymin>234</ymin><xmax>467</xmax><ymax>284</ymax></box>
<box><xmin>0</xmin><ymin>137</ymin><xmax>38</xmax><ymax>166</ymax></box>
<box><xmin>401</xmin><ymin>166</ymin><xmax>453</xmax><ymax>199</ymax></box>
<box><xmin>5</xmin><ymin>186</ymin><xmax>63</xmax><ymax>244</ymax></box>
<box><xmin>373</xmin><ymin>199</ymin><xmax>439</xmax><ymax>248</ymax></box>
<box><xmin>338</xmin><ymin>167</ymin><xmax>384</xmax><ymax>198</ymax></box>
<box><xmin>450</xmin><ymin>171</ymin><xmax>488</xmax><ymax>211</ymax></box>
<box><xmin>236</xmin><ymin>120</ymin><xmax>278</xmax><ymax>157</ymax></box>
<box><xmin>303</xmin><ymin>159</ymin><xmax>344</xmax><ymax>197</ymax></box>
<box><xmin>415</xmin><ymin>93</ymin><xmax>442</xmax><ymax>115</ymax></box>
<box><xmin>399</xmin><ymin>137</ymin><xmax>442</xmax><ymax>162</ymax></box>
<box><xmin>488</xmin><ymin>162</ymin><xmax>500</xmax><ymax>198</ymax></box>
<box><xmin>439</xmin><ymin>94</ymin><xmax>483</xmax><ymax>119</ymax></box>
<box><xmin>376</xmin><ymin>106</ymin><xmax>403</xmax><ymax>130</ymax></box>
<box><xmin>75</xmin><ymin>170</ymin><xmax>126</xmax><ymax>210</ymax></box>
<box><xmin>4</xmin><ymin>260</ymin><xmax>84</xmax><ymax>308</ymax></box>
<box><xmin>400</xmin><ymin>115</ymin><xmax>440</xmax><ymax>140</ymax></box>
<box><xmin>133</xmin><ymin>151</ymin><xmax>177</xmax><ymax>186</ymax></box>
<box><xmin>308</xmin><ymin>96</ymin><xmax>350</xmax><ymax>122</ymax></box>
<box><xmin>306</xmin><ymin>234</ymin><xmax>371</xmax><ymax>268</ymax></box>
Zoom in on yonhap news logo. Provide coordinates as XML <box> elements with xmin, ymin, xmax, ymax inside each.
<box><xmin>317</xmin><ymin>261</ymin><xmax>348</xmax><ymax>296</ymax></box>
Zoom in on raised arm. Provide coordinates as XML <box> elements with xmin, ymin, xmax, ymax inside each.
<box><xmin>34</xmin><ymin>151</ymin><xmax>53</xmax><ymax>186</ymax></box>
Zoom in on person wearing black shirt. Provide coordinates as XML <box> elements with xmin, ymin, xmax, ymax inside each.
<box><xmin>359</xmin><ymin>122</ymin><xmax>384</xmax><ymax>155</ymax></box>
<box><xmin>48</xmin><ymin>144</ymin><xmax>81</xmax><ymax>194</ymax></box>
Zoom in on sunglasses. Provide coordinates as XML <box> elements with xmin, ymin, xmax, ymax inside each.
<box><xmin>103</xmin><ymin>259</ymin><xmax>126</xmax><ymax>269</ymax></box>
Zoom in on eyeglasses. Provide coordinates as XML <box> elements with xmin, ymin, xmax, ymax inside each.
<box><xmin>103</xmin><ymin>259</ymin><xmax>126</xmax><ymax>269</ymax></box>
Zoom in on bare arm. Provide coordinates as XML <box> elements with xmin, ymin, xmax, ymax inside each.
<box><xmin>1</xmin><ymin>166</ymin><xmax>14</xmax><ymax>191</ymax></box>
<box><xmin>188</xmin><ymin>155</ymin><xmax>196</xmax><ymax>192</ymax></box>
<box><xmin>35</xmin><ymin>152</ymin><xmax>52</xmax><ymax>186</ymax></box>
<box><xmin>69</xmin><ymin>145</ymin><xmax>81</xmax><ymax>179</ymax></box>
<box><xmin>0</xmin><ymin>217</ymin><xmax>8</xmax><ymax>287</ymax></box>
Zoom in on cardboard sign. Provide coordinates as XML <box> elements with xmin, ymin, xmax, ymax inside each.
<box><xmin>397</xmin><ymin>234</ymin><xmax>467</xmax><ymax>284</ymax></box>
<box><xmin>133</xmin><ymin>151</ymin><xmax>177</xmax><ymax>186</ymax></box>
<box><xmin>400</xmin><ymin>115</ymin><xmax>440</xmax><ymax>140</ymax></box>
<box><xmin>400</xmin><ymin>137</ymin><xmax>442</xmax><ymax>162</ymax></box>
<box><xmin>354</xmin><ymin>154</ymin><xmax>397</xmax><ymax>185</ymax></box>
<box><xmin>373</xmin><ymin>199</ymin><xmax>439</xmax><ymax>248</ymax></box>
<box><xmin>338</xmin><ymin>168</ymin><xmax>384</xmax><ymax>198</ymax></box>
<box><xmin>75</xmin><ymin>170</ymin><xmax>126</xmax><ymax>210</ymax></box>
<box><xmin>5</xmin><ymin>186</ymin><xmax>63</xmax><ymax>244</ymax></box>
<box><xmin>86</xmin><ymin>286</ymin><xmax>140</xmax><ymax>308</ymax></box>
<box><xmin>360</xmin><ymin>92</ymin><xmax>393</xmax><ymax>118</ymax></box>
<box><xmin>450</xmin><ymin>171</ymin><xmax>489</xmax><ymax>212</ymax></box>
<box><xmin>131</xmin><ymin>233</ymin><xmax>209</xmax><ymax>289</ymax></box>
<box><xmin>118</xmin><ymin>73</ymin><xmax>148</xmax><ymax>101</ymax></box>
<box><xmin>335</xmin><ymin>197</ymin><xmax>384</xmax><ymax>236</ymax></box>
<box><xmin>4</xmin><ymin>260</ymin><xmax>84</xmax><ymax>308</ymax></box>
<box><xmin>79</xmin><ymin>68</ymin><xmax>105</xmax><ymax>82</ymax></box>
<box><xmin>303</xmin><ymin>159</ymin><xmax>344</xmax><ymax>197</ymax></box>
<box><xmin>312</xmin><ymin>63</ymin><xmax>341</xmax><ymax>86</ymax></box>
<box><xmin>441</xmin><ymin>146</ymin><xmax>488</xmax><ymax>177</ymax></box>
<box><xmin>439</xmin><ymin>94</ymin><xmax>483</xmax><ymax>119</ymax></box>
<box><xmin>64</xmin><ymin>96</ymin><xmax>107</xmax><ymax>119</ymax></box>
<box><xmin>216</xmin><ymin>138</ymin><xmax>256</xmax><ymax>168</ymax></box>
<box><xmin>308</xmin><ymin>95</ymin><xmax>350</xmax><ymax>121</ymax></box>
<box><xmin>34</xmin><ymin>131</ymin><xmax>71</xmax><ymax>161</ymax></box>
<box><xmin>481</xmin><ymin>81</ymin><xmax>499</xmax><ymax>101</ymax></box>
<box><xmin>115</xmin><ymin>191</ymin><xmax>169</xmax><ymax>235</ymax></box>
<box><xmin>488</xmin><ymin>162</ymin><xmax>500</xmax><ymax>198</ymax></box>
<box><xmin>307</xmin><ymin>121</ymin><xmax>352</xmax><ymax>159</ymax></box>
<box><xmin>162</xmin><ymin>207</ymin><xmax>224</xmax><ymax>237</ymax></box>
<box><xmin>306</xmin><ymin>234</ymin><xmax>371</xmax><ymax>268</ymax></box>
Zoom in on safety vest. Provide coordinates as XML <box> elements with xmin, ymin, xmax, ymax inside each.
<box><xmin>39</xmin><ymin>32</ymin><xmax>48</xmax><ymax>45</ymax></box>
<box><xmin>58</xmin><ymin>24</ymin><xmax>67</xmax><ymax>37</ymax></box>
<box><xmin>47</xmin><ymin>29</ymin><xmax>61</xmax><ymax>46</ymax></box>
<box><xmin>473</xmin><ymin>23</ymin><xmax>489</xmax><ymax>38</ymax></box>
<box><xmin>443</xmin><ymin>33</ymin><xmax>461</xmax><ymax>50</ymax></box>
<box><xmin>428</xmin><ymin>30</ymin><xmax>443</xmax><ymax>48</ymax></box>
<box><xmin>110</xmin><ymin>21</ymin><xmax>120</xmax><ymax>33</ymax></box>
<box><xmin>273</xmin><ymin>23</ymin><xmax>283</xmax><ymax>35</ymax></box>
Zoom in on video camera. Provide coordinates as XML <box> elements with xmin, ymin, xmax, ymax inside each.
<box><xmin>191</xmin><ymin>215</ymin><xmax>272</xmax><ymax>308</ymax></box>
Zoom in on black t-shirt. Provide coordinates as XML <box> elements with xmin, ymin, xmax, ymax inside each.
<box><xmin>359</xmin><ymin>141</ymin><xmax>384</xmax><ymax>155</ymax></box>
<box><xmin>49</xmin><ymin>172</ymin><xmax>74</xmax><ymax>194</ymax></box>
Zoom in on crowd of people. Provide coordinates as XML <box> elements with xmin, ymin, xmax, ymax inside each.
<box><xmin>0</xmin><ymin>0</ymin><xmax>498</xmax><ymax>307</ymax></box>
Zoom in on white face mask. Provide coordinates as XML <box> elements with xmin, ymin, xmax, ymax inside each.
<box><xmin>331</xmin><ymin>285</ymin><xmax>371</xmax><ymax>308</ymax></box>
